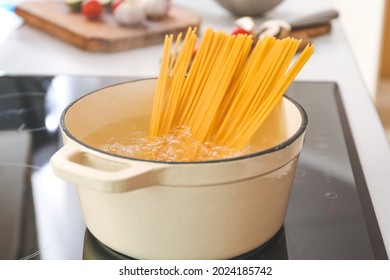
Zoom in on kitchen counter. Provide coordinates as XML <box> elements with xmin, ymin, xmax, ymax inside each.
<box><xmin>1</xmin><ymin>0</ymin><xmax>389</xmax><ymax>256</ymax></box>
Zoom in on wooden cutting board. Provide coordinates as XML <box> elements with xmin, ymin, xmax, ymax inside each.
<box><xmin>15</xmin><ymin>1</ymin><xmax>201</xmax><ymax>52</ymax></box>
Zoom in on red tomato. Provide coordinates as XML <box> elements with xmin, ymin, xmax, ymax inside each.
<box><xmin>111</xmin><ymin>0</ymin><xmax>124</xmax><ymax>12</ymax></box>
<box><xmin>82</xmin><ymin>0</ymin><xmax>103</xmax><ymax>20</ymax></box>
<box><xmin>231</xmin><ymin>27</ymin><xmax>252</xmax><ymax>36</ymax></box>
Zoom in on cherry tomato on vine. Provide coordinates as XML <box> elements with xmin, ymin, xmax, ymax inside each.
<box><xmin>82</xmin><ymin>0</ymin><xmax>103</xmax><ymax>20</ymax></box>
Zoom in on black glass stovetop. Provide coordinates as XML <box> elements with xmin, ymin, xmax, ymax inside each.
<box><xmin>0</xmin><ymin>75</ymin><xmax>387</xmax><ymax>260</ymax></box>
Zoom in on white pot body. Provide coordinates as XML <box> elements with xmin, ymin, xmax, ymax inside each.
<box><xmin>51</xmin><ymin>79</ymin><xmax>308</xmax><ymax>259</ymax></box>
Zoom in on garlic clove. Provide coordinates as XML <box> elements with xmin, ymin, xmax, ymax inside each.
<box><xmin>114</xmin><ymin>0</ymin><xmax>146</xmax><ymax>26</ymax></box>
<box><xmin>234</xmin><ymin>17</ymin><xmax>255</xmax><ymax>34</ymax></box>
<box><xmin>142</xmin><ymin>0</ymin><xmax>171</xmax><ymax>20</ymax></box>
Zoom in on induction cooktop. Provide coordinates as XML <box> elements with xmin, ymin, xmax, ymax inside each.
<box><xmin>0</xmin><ymin>75</ymin><xmax>387</xmax><ymax>260</ymax></box>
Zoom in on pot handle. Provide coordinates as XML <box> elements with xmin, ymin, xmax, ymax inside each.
<box><xmin>50</xmin><ymin>144</ymin><xmax>166</xmax><ymax>193</ymax></box>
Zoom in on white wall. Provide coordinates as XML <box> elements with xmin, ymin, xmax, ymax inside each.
<box><xmin>331</xmin><ymin>0</ymin><xmax>386</xmax><ymax>99</ymax></box>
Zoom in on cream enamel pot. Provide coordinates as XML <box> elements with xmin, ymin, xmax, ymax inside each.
<box><xmin>50</xmin><ymin>78</ymin><xmax>308</xmax><ymax>260</ymax></box>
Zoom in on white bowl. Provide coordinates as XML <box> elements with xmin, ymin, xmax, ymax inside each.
<box><xmin>215</xmin><ymin>0</ymin><xmax>284</xmax><ymax>17</ymax></box>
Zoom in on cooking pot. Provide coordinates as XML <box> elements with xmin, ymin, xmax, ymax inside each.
<box><xmin>50</xmin><ymin>78</ymin><xmax>308</xmax><ymax>260</ymax></box>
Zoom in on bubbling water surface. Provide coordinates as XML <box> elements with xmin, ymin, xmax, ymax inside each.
<box><xmin>100</xmin><ymin>126</ymin><xmax>246</xmax><ymax>162</ymax></box>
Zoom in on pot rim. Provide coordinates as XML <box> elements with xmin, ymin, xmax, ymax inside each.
<box><xmin>60</xmin><ymin>78</ymin><xmax>308</xmax><ymax>165</ymax></box>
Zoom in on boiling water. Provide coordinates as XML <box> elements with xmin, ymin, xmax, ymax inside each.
<box><xmin>82</xmin><ymin>110</ymin><xmax>289</xmax><ymax>162</ymax></box>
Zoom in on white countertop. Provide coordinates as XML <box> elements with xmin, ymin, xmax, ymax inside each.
<box><xmin>1</xmin><ymin>0</ymin><xmax>390</xmax><ymax>256</ymax></box>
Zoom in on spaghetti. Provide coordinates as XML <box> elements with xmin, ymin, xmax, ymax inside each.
<box><xmin>148</xmin><ymin>27</ymin><xmax>314</xmax><ymax>153</ymax></box>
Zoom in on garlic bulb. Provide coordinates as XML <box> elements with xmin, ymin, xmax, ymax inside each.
<box><xmin>142</xmin><ymin>0</ymin><xmax>170</xmax><ymax>20</ymax></box>
<box><xmin>114</xmin><ymin>0</ymin><xmax>146</xmax><ymax>26</ymax></box>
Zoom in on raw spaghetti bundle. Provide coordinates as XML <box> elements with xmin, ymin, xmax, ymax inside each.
<box><xmin>101</xmin><ymin>27</ymin><xmax>313</xmax><ymax>161</ymax></box>
<box><xmin>148</xmin><ymin>27</ymin><xmax>314</xmax><ymax>150</ymax></box>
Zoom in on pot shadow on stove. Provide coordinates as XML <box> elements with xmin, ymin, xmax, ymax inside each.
<box><xmin>82</xmin><ymin>226</ymin><xmax>288</xmax><ymax>260</ymax></box>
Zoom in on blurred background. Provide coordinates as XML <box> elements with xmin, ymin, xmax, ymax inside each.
<box><xmin>330</xmin><ymin>0</ymin><xmax>390</xmax><ymax>142</ymax></box>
